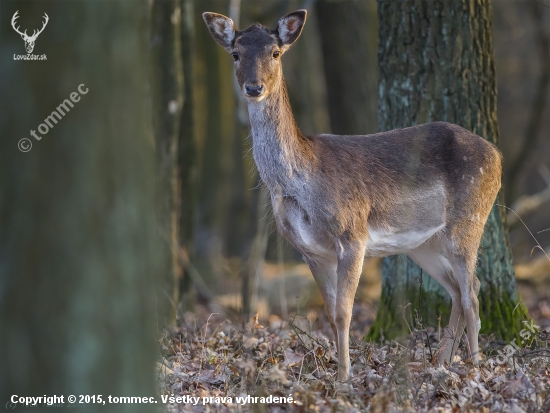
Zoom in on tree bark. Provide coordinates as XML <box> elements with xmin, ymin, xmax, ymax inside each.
<box><xmin>0</xmin><ymin>1</ymin><xmax>158</xmax><ymax>407</ymax></box>
<box><xmin>367</xmin><ymin>0</ymin><xmax>527</xmax><ymax>343</ymax></box>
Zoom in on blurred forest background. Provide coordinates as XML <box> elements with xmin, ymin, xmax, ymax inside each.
<box><xmin>1</xmin><ymin>0</ymin><xmax>549</xmax><ymax>405</ymax></box>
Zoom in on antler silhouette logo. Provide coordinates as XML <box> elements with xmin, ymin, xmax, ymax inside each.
<box><xmin>11</xmin><ymin>11</ymin><xmax>49</xmax><ymax>54</ymax></box>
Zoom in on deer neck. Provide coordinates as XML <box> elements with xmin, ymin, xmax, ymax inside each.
<box><xmin>247</xmin><ymin>79</ymin><xmax>311</xmax><ymax>193</ymax></box>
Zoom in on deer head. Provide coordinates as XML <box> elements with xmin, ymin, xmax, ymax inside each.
<box><xmin>203</xmin><ymin>10</ymin><xmax>306</xmax><ymax>102</ymax></box>
<box><xmin>11</xmin><ymin>11</ymin><xmax>49</xmax><ymax>54</ymax></box>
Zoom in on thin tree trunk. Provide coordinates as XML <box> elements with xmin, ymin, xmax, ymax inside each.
<box><xmin>367</xmin><ymin>0</ymin><xmax>527</xmax><ymax>343</ymax></box>
<box><xmin>226</xmin><ymin>0</ymin><xmax>253</xmax><ymax>259</ymax></box>
<box><xmin>151</xmin><ymin>0</ymin><xmax>184</xmax><ymax>321</ymax></box>
<box><xmin>243</xmin><ymin>186</ymin><xmax>271</xmax><ymax>324</ymax></box>
<box><xmin>0</xmin><ymin>1</ymin><xmax>158</xmax><ymax>406</ymax></box>
<box><xmin>195</xmin><ymin>0</ymin><xmax>236</xmax><ymax>291</ymax></box>
<box><xmin>178</xmin><ymin>0</ymin><xmax>198</xmax><ymax>310</ymax></box>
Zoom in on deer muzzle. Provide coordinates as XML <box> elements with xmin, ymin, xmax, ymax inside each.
<box><xmin>244</xmin><ymin>83</ymin><xmax>264</xmax><ymax>98</ymax></box>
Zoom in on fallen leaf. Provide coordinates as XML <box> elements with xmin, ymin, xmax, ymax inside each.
<box><xmin>283</xmin><ymin>348</ymin><xmax>302</xmax><ymax>367</ymax></box>
<box><xmin>243</xmin><ymin>336</ymin><xmax>259</xmax><ymax>349</ymax></box>
<box><xmin>269</xmin><ymin>364</ymin><xmax>290</xmax><ymax>385</ymax></box>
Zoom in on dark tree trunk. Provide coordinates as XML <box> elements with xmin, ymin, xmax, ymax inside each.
<box><xmin>151</xmin><ymin>0</ymin><xmax>184</xmax><ymax>320</ymax></box>
<box><xmin>316</xmin><ymin>0</ymin><xmax>378</xmax><ymax>135</ymax></box>
<box><xmin>224</xmin><ymin>0</ymin><xmax>253</xmax><ymax>260</ymax></box>
<box><xmin>367</xmin><ymin>0</ymin><xmax>527</xmax><ymax>343</ymax></box>
<box><xmin>178</xmin><ymin>0</ymin><xmax>198</xmax><ymax>310</ymax></box>
<box><xmin>194</xmin><ymin>0</ymin><xmax>236</xmax><ymax>291</ymax></box>
<box><xmin>0</xmin><ymin>1</ymin><xmax>158</xmax><ymax>407</ymax></box>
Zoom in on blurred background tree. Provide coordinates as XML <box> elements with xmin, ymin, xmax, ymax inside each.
<box><xmin>316</xmin><ymin>0</ymin><xmax>377</xmax><ymax>135</ymax></box>
<box><xmin>151</xmin><ymin>0</ymin><xmax>184</xmax><ymax>322</ymax></box>
<box><xmin>178</xmin><ymin>0</ymin><xmax>199</xmax><ymax>311</ymax></box>
<box><xmin>0</xmin><ymin>1</ymin><xmax>159</xmax><ymax>409</ymax></box>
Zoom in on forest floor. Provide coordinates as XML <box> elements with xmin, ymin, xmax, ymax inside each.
<box><xmin>158</xmin><ymin>256</ymin><xmax>550</xmax><ymax>412</ymax></box>
<box><xmin>158</xmin><ymin>253</ymin><xmax>550</xmax><ymax>413</ymax></box>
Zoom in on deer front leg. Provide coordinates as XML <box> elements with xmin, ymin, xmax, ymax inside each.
<box><xmin>308</xmin><ymin>257</ymin><xmax>338</xmax><ymax>350</ymax></box>
<box><xmin>335</xmin><ymin>239</ymin><xmax>365</xmax><ymax>381</ymax></box>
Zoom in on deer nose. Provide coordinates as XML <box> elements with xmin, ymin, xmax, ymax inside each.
<box><xmin>244</xmin><ymin>83</ymin><xmax>264</xmax><ymax>97</ymax></box>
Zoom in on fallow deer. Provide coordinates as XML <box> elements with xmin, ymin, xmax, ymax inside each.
<box><xmin>203</xmin><ymin>9</ymin><xmax>502</xmax><ymax>381</ymax></box>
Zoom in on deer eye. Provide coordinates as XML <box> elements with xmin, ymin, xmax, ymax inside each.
<box><xmin>231</xmin><ymin>52</ymin><xmax>239</xmax><ymax>62</ymax></box>
<box><xmin>272</xmin><ymin>51</ymin><xmax>280</xmax><ymax>59</ymax></box>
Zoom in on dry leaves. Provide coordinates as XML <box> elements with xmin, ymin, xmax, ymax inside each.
<box><xmin>159</xmin><ymin>308</ymin><xmax>550</xmax><ymax>412</ymax></box>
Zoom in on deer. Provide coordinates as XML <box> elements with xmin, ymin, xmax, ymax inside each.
<box><xmin>203</xmin><ymin>9</ymin><xmax>502</xmax><ymax>381</ymax></box>
<box><xmin>11</xmin><ymin>11</ymin><xmax>49</xmax><ymax>54</ymax></box>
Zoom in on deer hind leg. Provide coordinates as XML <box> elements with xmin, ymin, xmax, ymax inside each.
<box><xmin>407</xmin><ymin>240</ymin><xmax>465</xmax><ymax>365</ymax></box>
<box><xmin>335</xmin><ymin>240</ymin><xmax>365</xmax><ymax>381</ymax></box>
<box><xmin>448</xmin><ymin>251</ymin><xmax>481</xmax><ymax>365</ymax></box>
<box><xmin>307</xmin><ymin>257</ymin><xmax>338</xmax><ymax>350</ymax></box>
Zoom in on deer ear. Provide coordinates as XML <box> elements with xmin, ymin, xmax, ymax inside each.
<box><xmin>202</xmin><ymin>12</ymin><xmax>237</xmax><ymax>51</ymax></box>
<box><xmin>276</xmin><ymin>10</ymin><xmax>307</xmax><ymax>49</ymax></box>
